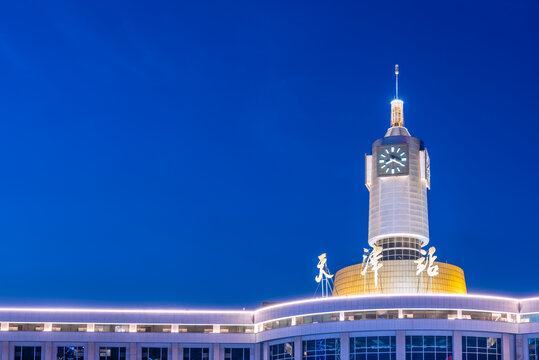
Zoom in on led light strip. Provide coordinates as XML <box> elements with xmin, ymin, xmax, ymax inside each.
<box><xmin>0</xmin><ymin>293</ymin><xmax>530</xmax><ymax>315</ymax></box>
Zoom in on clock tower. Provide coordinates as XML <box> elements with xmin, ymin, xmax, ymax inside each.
<box><xmin>333</xmin><ymin>65</ymin><xmax>466</xmax><ymax>295</ymax></box>
<box><xmin>365</xmin><ymin>66</ymin><xmax>431</xmax><ymax>260</ymax></box>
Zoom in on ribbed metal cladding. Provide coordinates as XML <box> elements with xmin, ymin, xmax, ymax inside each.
<box><xmin>367</xmin><ymin>131</ymin><xmax>429</xmax><ymax>247</ymax></box>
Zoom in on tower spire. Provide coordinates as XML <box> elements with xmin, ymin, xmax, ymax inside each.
<box><xmin>390</xmin><ymin>64</ymin><xmax>404</xmax><ymax>127</ymax></box>
<box><xmin>395</xmin><ymin>64</ymin><xmax>399</xmax><ymax>99</ymax></box>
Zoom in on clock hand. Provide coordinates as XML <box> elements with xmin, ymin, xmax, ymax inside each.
<box><xmin>394</xmin><ymin>160</ymin><xmax>405</xmax><ymax>167</ymax></box>
<box><xmin>386</xmin><ymin>159</ymin><xmax>394</xmax><ymax>164</ymax></box>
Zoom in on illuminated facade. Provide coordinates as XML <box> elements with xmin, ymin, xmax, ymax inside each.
<box><xmin>334</xmin><ymin>261</ymin><xmax>466</xmax><ymax>296</ymax></box>
<box><xmin>0</xmin><ymin>66</ymin><xmax>537</xmax><ymax>360</ymax></box>
<box><xmin>0</xmin><ymin>295</ymin><xmax>538</xmax><ymax>360</ymax></box>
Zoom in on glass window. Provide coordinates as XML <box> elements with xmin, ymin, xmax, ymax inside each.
<box><xmin>99</xmin><ymin>347</ymin><xmax>126</xmax><ymax>360</ymax></box>
<box><xmin>344</xmin><ymin>311</ymin><xmax>399</xmax><ymax>320</ymax></box>
<box><xmin>9</xmin><ymin>324</ymin><xmax>44</xmax><ymax>331</ymax></box>
<box><xmin>225</xmin><ymin>349</ymin><xmax>250</xmax><ymax>360</ymax></box>
<box><xmin>52</xmin><ymin>324</ymin><xmax>87</xmax><ymax>332</ymax></box>
<box><xmin>461</xmin><ymin>312</ymin><xmax>509</xmax><ymax>322</ymax></box>
<box><xmin>263</xmin><ymin>319</ymin><xmax>292</xmax><ymax>330</ymax></box>
<box><xmin>302</xmin><ymin>338</ymin><xmax>340</xmax><ymax>360</ymax></box>
<box><xmin>377</xmin><ymin>237</ymin><xmax>423</xmax><ymax>260</ymax></box>
<box><xmin>220</xmin><ymin>326</ymin><xmax>254</xmax><ymax>333</ymax></box>
<box><xmin>178</xmin><ymin>325</ymin><xmax>213</xmax><ymax>333</ymax></box>
<box><xmin>137</xmin><ymin>325</ymin><xmax>171</xmax><ymax>333</ymax></box>
<box><xmin>142</xmin><ymin>348</ymin><xmax>168</xmax><ymax>360</ymax></box>
<box><xmin>270</xmin><ymin>343</ymin><xmax>294</xmax><ymax>360</ymax></box>
<box><xmin>406</xmin><ymin>336</ymin><xmax>452</xmax><ymax>360</ymax></box>
<box><xmin>402</xmin><ymin>311</ymin><xmax>457</xmax><ymax>319</ymax></box>
<box><xmin>94</xmin><ymin>324</ymin><xmax>130</xmax><ymax>333</ymax></box>
<box><xmin>351</xmin><ymin>336</ymin><xmax>395</xmax><ymax>360</ymax></box>
<box><xmin>183</xmin><ymin>348</ymin><xmax>209</xmax><ymax>360</ymax></box>
<box><xmin>297</xmin><ymin>314</ymin><xmax>339</xmax><ymax>326</ymax></box>
<box><xmin>462</xmin><ymin>337</ymin><xmax>501</xmax><ymax>360</ymax></box>
<box><xmin>521</xmin><ymin>314</ymin><xmax>539</xmax><ymax>323</ymax></box>
<box><xmin>57</xmin><ymin>347</ymin><xmax>84</xmax><ymax>360</ymax></box>
<box><xmin>15</xmin><ymin>347</ymin><xmax>42</xmax><ymax>360</ymax></box>
<box><xmin>529</xmin><ymin>339</ymin><xmax>539</xmax><ymax>360</ymax></box>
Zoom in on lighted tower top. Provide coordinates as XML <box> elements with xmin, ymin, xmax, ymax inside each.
<box><xmin>390</xmin><ymin>64</ymin><xmax>404</xmax><ymax>127</ymax></box>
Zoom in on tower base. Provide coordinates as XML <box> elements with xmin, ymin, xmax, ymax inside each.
<box><xmin>334</xmin><ymin>260</ymin><xmax>467</xmax><ymax>295</ymax></box>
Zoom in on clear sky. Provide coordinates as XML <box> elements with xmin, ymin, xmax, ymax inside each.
<box><xmin>0</xmin><ymin>0</ymin><xmax>537</xmax><ymax>309</ymax></box>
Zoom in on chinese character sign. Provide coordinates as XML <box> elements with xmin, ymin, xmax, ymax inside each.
<box><xmin>415</xmin><ymin>246</ymin><xmax>439</xmax><ymax>277</ymax></box>
<box><xmin>361</xmin><ymin>246</ymin><xmax>384</xmax><ymax>288</ymax></box>
<box><xmin>315</xmin><ymin>253</ymin><xmax>333</xmax><ymax>283</ymax></box>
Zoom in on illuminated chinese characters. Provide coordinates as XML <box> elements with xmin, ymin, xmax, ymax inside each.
<box><xmin>315</xmin><ymin>253</ymin><xmax>333</xmax><ymax>283</ymax></box>
<box><xmin>415</xmin><ymin>246</ymin><xmax>439</xmax><ymax>277</ymax></box>
<box><xmin>361</xmin><ymin>246</ymin><xmax>383</xmax><ymax>288</ymax></box>
<box><xmin>315</xmin><ymin>253</ymin><xmax>335</xmax><ymax>297</ymax></box>
<box><xmin>358</xmin><ymin>245</ymin><xmax>440</xmax><ymax>293</ymax></box>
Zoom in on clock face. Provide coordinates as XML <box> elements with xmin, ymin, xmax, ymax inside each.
<box><xmin>377</xmin><ymin>144</ymin><xmax>409</xmax><ymax>176</ymax></box>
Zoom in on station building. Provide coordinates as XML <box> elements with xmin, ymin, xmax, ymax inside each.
<box><xmin>1</xmin><ymin>68</ymin><xmax>537</xmax><ymax>360</ymax></box>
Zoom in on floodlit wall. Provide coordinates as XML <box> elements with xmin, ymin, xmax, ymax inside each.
<box><xmin>368</xmin><ymin>135</ymin><xmax>429</xmax><ymax>247</ymax></box>
<box><xmin>0</xmin><ymin>296</ymin><xmax>538</xmax><ymax>360</ymax></box>
<box><xmin>333</xmin><ymin>260</ymin><xmax>467</xmax><ymax>295</ymax></box>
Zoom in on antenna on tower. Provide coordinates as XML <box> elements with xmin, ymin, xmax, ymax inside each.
<box><xmin>390</xmin><ymin>64</ymin><xmax>404</xmax><ymax>127</ymax></box>
<box><xmin>395</xmin><ymin>64</ymin><xmax>399</xmax><ymax>99</ymax></box>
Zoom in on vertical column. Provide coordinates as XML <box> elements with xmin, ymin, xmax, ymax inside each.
<box><xmin>294</xmin><ymin>337</ymin><xmax>302</xmax><ymax>360</ymax></box>
<box><xmin>172</xmin><ymin>344</ymin><xmax>179</xmax><ymax>360</ymax></box>
<box><xmin>503</xmin><ymin>334</ymin><xmax>513</xmax><ymax>360</ymax></box>
<box><xmin>396</xmin><ymin>331</ymin><xmax>405</xmax><ymax>360</ymax></box>
<box><xmin>340</xmin><ymin>333</ymin><xmax>349</xmax><ymax>360</ymax></box>
<box><xmin>453</xmin><ymin>332</ymin><xmax>462</xmax><ymax>360</ymax></box>
<box><xmin>45</xmin><ymin>342</ymin><xmax>53</xmax><ymax>360</ymax></box>
<box><xmin>213</xmin><ymin>344</ymin><xmax>220</xmax><ymax>360</ymax></box>
<box><xmin>263</xmin><ymin>342</ymin><xmax>269</xmax><ymax>360</ymax></box>
<box><xmin>87</xmin><ymin>343</ymin><xmax>95</xmax><ymax>360</ymax></box>
<box><xmin>254</xmin><ymin>344</ymin><xmax>261</xmax><ymax>360</ymax></box>
<box><xmin>515</xmin><ymin>335</ymin><xmax>524</xmax><ymax>360</ymax></box>
<box><xmin>130</xmin><ymin>343</ymin><xmax>137</xmax><ymax>360</ymax></box>
<box><xmin>2</xmin><ymin>342</ymin><xmax>10</xmax><ymax>360</ymax></box>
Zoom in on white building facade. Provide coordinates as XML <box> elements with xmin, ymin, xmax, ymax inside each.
<box><xmin>0</xmin><ymin>295</ymin><xmax>538</xmax><ymax>360</ymax></box>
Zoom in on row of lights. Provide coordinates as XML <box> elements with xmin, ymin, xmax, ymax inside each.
<box><xmin>255</xmin><ymin>309</ymin><xmax>526</xmax><ymax>331</ymax></box>
<box><xmin>0</xmin><ymin>323</ymin><xmax>251</xmax><ymax>334</ymax></box>
<box><xmin>0</xmin><ymin>293</ymin><xmax>537</xmax><ymax>315</ymax></box>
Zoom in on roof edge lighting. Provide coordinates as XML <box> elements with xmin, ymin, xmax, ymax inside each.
<box><xmin>0</xmin><ymin>293</ymin><xmax>529</xmax><ymax>315</ymax></box>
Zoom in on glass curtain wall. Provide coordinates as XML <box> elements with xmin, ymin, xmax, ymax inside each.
<box><xmin>529</xmin><ymin>339</ymin><xmax>539</xmax><ymax>360</ymax></box>
<box><xmin>57</xmin><ymin>347</ymin><xmax>84</xmax><ymax>360</ymax></box>
<box><xmin>350</xmin><ymin>336</ymin><xmax>396</xmax><ymax>360</ymax></box>
<box><xmin>15</xmin><ymin>347</ymin><xmax>42</xmax><ymax>360</ymax></box>
<box><xmin>462</xmin><ymin>337</ymin><xmax>501</xmax><ymax>360</ymax></box>
<box><xmin>406</xmin><ymin>336</ymin><xmax>453</xmax><ymax>360</ymax></box>
<box><xmin>99</xmin><ymin>347</ymin><xmax>127</xmax><ymax>360</ymax></box>
<box><xmin>183</xmin><ymin>348</ymin><xmax>210</xmax><ymax>360</ymax></box>
<box><xmin>224</xmin><ymin>349</ymin><xmax>250</xmax><ymax>360</ymax></box>
<box><xmin>303</xmin><ymin>339</ymin><xmax>340</xmax><ymax>360</ymax></box>
<box><xmin>270</xmin><ymin>343</ymin><xmax>294</xmax><ymax>360</ymax></box>
<box><xmin>141</xmin><ymin>348</ymin><xmax>168</xmax><ymax>360</ymax></box>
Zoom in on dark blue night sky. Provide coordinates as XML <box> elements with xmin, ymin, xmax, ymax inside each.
<box><xmin>0</xmin><ymin>1</ymin><xmax>537</xmax><ymax>309</ymax></box>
